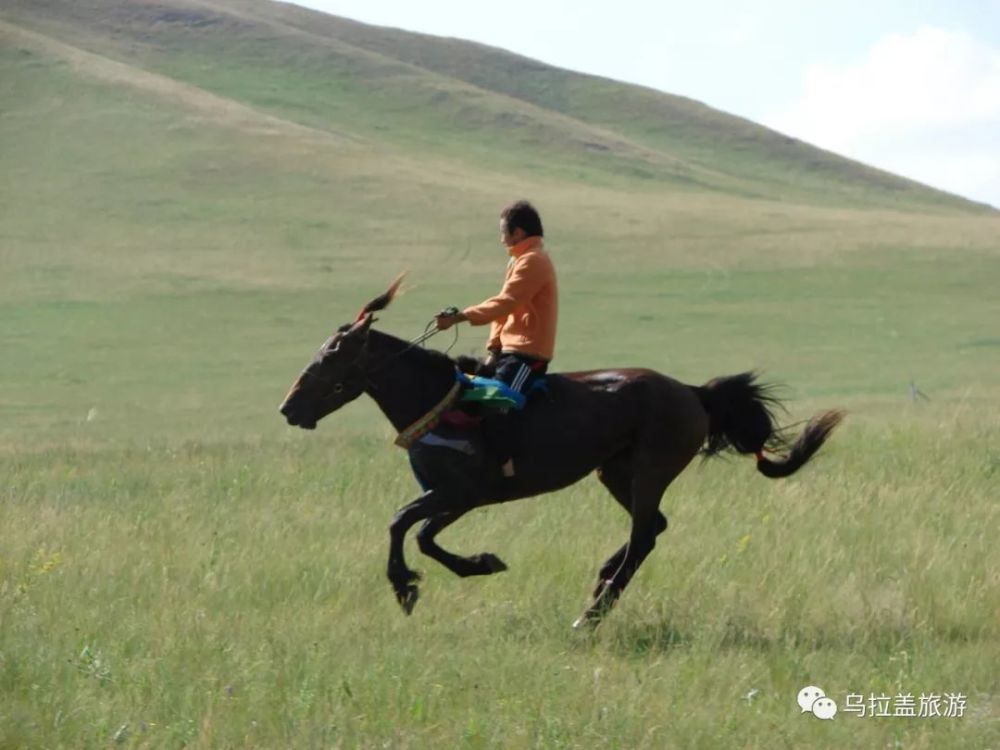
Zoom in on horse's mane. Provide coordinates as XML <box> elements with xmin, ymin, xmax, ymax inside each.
<box><xmin>362</xmin><ymin>328</ymin><xmax>494</xmax><ymax>379</ymax></box>
<box><xmin>361</xmin><ymin>327</ymin><xmax>457</xmax><ymax>367</ymax></box>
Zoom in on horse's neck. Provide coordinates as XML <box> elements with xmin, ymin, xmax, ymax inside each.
<box><xmin>364</xmin><ymin>330</ymin><xmax>457</xmax><ymax>433</ymax></box>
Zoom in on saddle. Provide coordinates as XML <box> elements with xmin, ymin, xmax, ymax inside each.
<box><xmin>406</xmin><ymin>369</ymin><xmax>548</xmax><ymax>489</ymax></box>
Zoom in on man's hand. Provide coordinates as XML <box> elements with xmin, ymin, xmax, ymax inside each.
<box><xmin>435</xmin><ymin>311</ymin><xmax>466</xmax><ymax>331</ymax></box>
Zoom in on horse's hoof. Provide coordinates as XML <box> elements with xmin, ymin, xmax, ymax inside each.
<box><xmin>396</xmin><ymin>585</ymin><xmax>419</xmax><ymax>615</ymax></box>
<box><xmin>477</xmin><ymin>553</ymin><xmax>508</xmax><ymax>573</ymax></box>
<box><xmin>574</xmin><ymin>582</ymin><xmax>617</xmax><ymax>628</ymax></box>
<box><xmin>572</xmin><ymin>610</ymin><xmax>601</xmax><ymax>630</ymax></box>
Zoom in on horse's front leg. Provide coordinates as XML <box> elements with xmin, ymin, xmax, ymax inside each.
<box><xmin>386</xmin><ymin>489</ymin><xmax>456</xmax><ymax>614</ymax></box>
<box><xmin>416</xmin><ymin>512</ymin><xmax>509</xmax><ymax>577</ymax></box>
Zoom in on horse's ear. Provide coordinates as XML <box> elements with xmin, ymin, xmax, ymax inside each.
<box><xmin>346</xmin><ymin>312</ymin><xmax>374</xmax><ymax>337</ymax></box>
<box><xmin>356</xmin><ymin>271</ymin><xmax>407</xmax><ymax>319</ymax></box>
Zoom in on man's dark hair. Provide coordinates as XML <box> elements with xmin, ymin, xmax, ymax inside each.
<box><xmin>501</xmin><ymin>200</ymin><xmax>544</xmax><ymax>238</ymax></box>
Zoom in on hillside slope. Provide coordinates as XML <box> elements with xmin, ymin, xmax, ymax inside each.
<box><xmin>0</xmin><ymin>0</ymin><xmax>997</xmax><ymax>446</ymax></box>
<box><xmin>0</xmin><ymin>0</ymin><xmax>991</xmax><ymax>212</ymax></box>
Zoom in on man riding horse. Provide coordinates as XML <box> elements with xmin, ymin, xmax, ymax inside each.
<box><xmin>278</xmin><ymin>208</ymin><xmax>843</xmax><ymax>627</ymax></box>
<box><xmin>434</xmin><ymin>200</ymin><xmax>556</xmax><ymax>478</ymax></box>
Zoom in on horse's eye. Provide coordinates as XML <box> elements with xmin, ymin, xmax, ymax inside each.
<box><xmin>333</xmin><ymin>383</ymin><xmax>344</xmax><ymax>393</ymax></box>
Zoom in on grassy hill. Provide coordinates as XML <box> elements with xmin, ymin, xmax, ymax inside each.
<box><xmin>2</xmin><ymin>0</ymin><xmax>995</xmax><ymax>211</ymax></box>
<box><xmin>1</xmin><ymin>0</ymin><xmax>997</xmax><ymax>444</ymax></box>
<box><xmin>0</xmin><ymin>2</ymin><xmax>998</xmax><ymax>748</ymax></box>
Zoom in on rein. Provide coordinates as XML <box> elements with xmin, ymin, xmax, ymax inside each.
<box><xmin>367</xmin><ymin>319</ymin><xmax>458</xmax><ymax>375</ymax></box>
<box><xmin>303</xmin><ymin>316</ymin><xmax>459</xmax><ymax>396</ymax></box>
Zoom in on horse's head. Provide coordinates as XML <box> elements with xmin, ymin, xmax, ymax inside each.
<box><xmin>279</xmin><ymin>274</ymin><xmax>404</xmax><ymax>430</ymax></box>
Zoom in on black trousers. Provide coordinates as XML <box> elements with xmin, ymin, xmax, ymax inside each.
<box><xmin>493</xmin><ymin>352</ymin><xmax>549</xmax><ymax>394</ymax></box>
<box><xmin>488</xmin><ymin>352</ymin><xmax>549</xmax><ymax>466</ymax></box>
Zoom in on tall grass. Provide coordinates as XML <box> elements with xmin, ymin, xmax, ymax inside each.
<box><xmin>1</xmin><ymin>410</ymin><xmax>997</xmax><ymax>748</ymax></box>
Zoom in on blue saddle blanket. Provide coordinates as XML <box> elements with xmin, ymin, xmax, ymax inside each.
<box><xmin>454</xmin><ymin>371</ymin><xmax>546</xmax><ymax>411</ymax></box>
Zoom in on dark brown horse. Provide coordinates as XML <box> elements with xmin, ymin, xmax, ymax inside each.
<box><xmin>279</xmin><ymin>278</ymin><xmax>843</xmax><ymax>626</ymax></box>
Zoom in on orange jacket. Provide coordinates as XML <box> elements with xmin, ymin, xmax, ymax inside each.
<box><xmin>463</xmin><ymin>236</ymin><xmax>558</xmax><ymax>361</ymax></box>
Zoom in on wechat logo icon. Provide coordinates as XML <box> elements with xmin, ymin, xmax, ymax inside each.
<box><xmin>798</xmin><ymin>685</ymin><xmax>838</xmax><ymax>720</ymax></box>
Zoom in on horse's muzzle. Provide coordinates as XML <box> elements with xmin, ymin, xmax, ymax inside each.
<box><xmin>279</xmin><ymin>403</ymin><xmax>317</xmax><ymax>430</ymax></box>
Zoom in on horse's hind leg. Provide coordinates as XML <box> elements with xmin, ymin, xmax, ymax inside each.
<box><xmin>574</xmin><ymin>472</ymin><xmax>666</xmax><ymax>628</ymax></box>
<box><xmin>416</xmin><ymin>512</ymin><xmax>509</xmax><ymax>577</ymax></box>
<box><xmin>576</xmin><ymin>442</ymin><xmax>697</xmax><ymax>628</ymax></box>
<box><xmin>592</xmin><ymin>453</ymin><xmax>667</xmax><ymax>599</ymax></box>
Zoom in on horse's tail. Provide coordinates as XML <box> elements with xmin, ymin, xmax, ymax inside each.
<box><xmin>695</xmin><ymin>372</ymin><xmax>844</xmax><ymax>479</ymax></box>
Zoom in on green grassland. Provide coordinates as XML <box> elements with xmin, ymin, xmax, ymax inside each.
<box><xmin>1</xmin><ymin>1</ymin><xmax>998</xmax><ymax>747</ymax></box>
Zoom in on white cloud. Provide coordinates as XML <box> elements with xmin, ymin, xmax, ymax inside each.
<box><xmin>766</xmin><ymin>27</ymin><xmax>1000</xmax><ymax>207</ymax></box>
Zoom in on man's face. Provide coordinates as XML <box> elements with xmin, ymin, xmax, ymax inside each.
<box><xmin>499</xmin><ymin>218</ymin><xmax>525</xmax><ymax>248</ymax></box>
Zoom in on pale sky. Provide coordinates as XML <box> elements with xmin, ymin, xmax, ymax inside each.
<box><xmin>285</xmin><ymin>0</ymin><xmax>1000</xmax><ymax>208</ymax></box>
